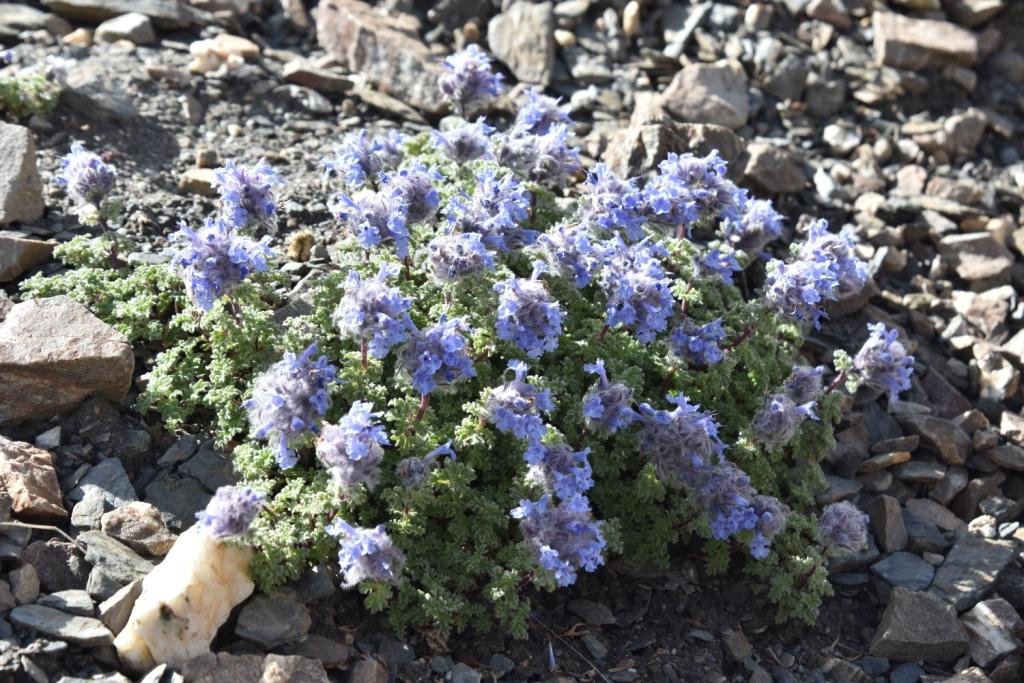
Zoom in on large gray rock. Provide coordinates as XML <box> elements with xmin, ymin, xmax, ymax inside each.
<box><xmin>9</xmin><ymin>604</ymin><xmax>114</xmax><ymax>646</ymax></box>
<box><xmin>315</xmin><ymin>0</ymin><xmax>445</xmax><ymax>115</ymax></box>
<box><xmin>0</xmin><ymin>233</ymin><xmax>54</xmax><ymax>283</ymax></box>
<box><xmin>22</xmin><ymin>539</ymin><xmax>89</xmax><ymax>592</ymax></box>
<box><xmin>872</xmin><ymin>11</ymin><xmax>978</xmax><ymax>70</ymax></box>
<box><xmin>0</xmin><ymin>3</ymin><xmax>73</xmax><ymax>35</ymax></box>
<box><xmin>870</xmin><ymin>552</ymin><xmax>935</xmax><ymax>591</ymax></box>
<box><xmin>660</xmin><ymin>62</ymin><xmax>749</xmax><ymax>130</ymax></box>
<box><xmin>234</xmin><ymin>588</ymin><xmax>311</xmax><ymax>648</ymax></box>
<box><xmin>960</xmin><ymin>597</ymin><xmax>1024</xmax><ymax>667</ymax></box>
<box><xmin>741</xmin><ymin>142</ymin><xmax>805</xmax><ymax>194</ymax></box>
<box><xmin>94</xmin><ymin>12</ymin><xmax>155</xmax><ymax>44</ymax></box>
<box><xmin>68</xmin><ymin>458</ymin><xmax>137</xmax><ymax>509</ymax></box>
<box><xmin>0</xmin><ymin>296</ymin><xmax>134</xmax><ymax>426</ymax></box>
<box><xmin>144</xmin><ymin>474</ymin><xmax>211</xmax><ymax>530</ymax></box>
<box><xmin>930</xmin><ymin>534</ymin><xmax>1016</xmax><ymax>611</ymax></box>
<box><xmin>870</xmin><ymin>588</ymin><xmax>968</xmax><ymax>662</ymax></box>
<box><xmin>0</xmin><ymin>123</ymin><xmax>44</xmax><ymax>225</ymax></box>
<box><xmin>896</xmin><ymin>414</ymin><xmax>972</xmax><ymax>466</ymax></box>
<box><xmin>181</xmin><ymin>653</ymin><xmax>329</xmax><ymax>683</ymax></box>
<box><xmin>488</xmin><ymin>2</ymin><xmax>555</xmax><ymax>86</ymax></box>
<box><xmin>41</xmin><ymin>0</ymin><xmax>201</xmax><ymax>29</ymax></box>
<box><xmin>37</xmin><ymin>589</ymin><xmax>95</xmax><ymax>617</ymax></box>
<box><xmin>78</xmin><ymin>531</ymin><xmax>154</xmax><ymax>592</ymax></box>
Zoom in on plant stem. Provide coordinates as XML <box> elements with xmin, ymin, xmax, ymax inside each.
<box><xmin>724</xmin><ymin>324</ymin><xmax>754</xmax><ymax>352</ymax></box>
<box><xmin>414</xmin><ymin>394</ymin><xmax>430</xmax><ymax>421</ymax></box>
<box><xmin>596</xmin><ymin>323</ymin><xmax>609</xmax><ymax>343</ymax></box>
<box><xmin>360</xmin><ymin>341</ymin><xmax>368</xmax><ymax>370</ymax></box>
<box><xmin>825</xmin><ymin>371</ymin><xmax>846</xmax><ymax>395</ymax></box>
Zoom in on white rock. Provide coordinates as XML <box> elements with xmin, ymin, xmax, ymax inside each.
<box><xmin>113</xmin><ymin>525</ymin><xmax>254</xmax><ymax>671</ymax></box>
<box><xmin>95</xmin><ymin>13</ymin><xmax>155</xmax><ymax>45</ymax></box>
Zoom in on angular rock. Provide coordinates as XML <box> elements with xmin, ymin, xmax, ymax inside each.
<box><xmin>741</xmin><ymin>142</ymin><xmax>805</xmax><ymax>194</ymax></box>
<box><xmin>0</xmin><ymin>437</ymin><xmax>66</xmax><ymax>521</ymax></box>
<box><xmin>870</xmin><ymin>552</ymin><xmax>935</xmax><ymax>591</ymax></box>
<box><xmin>235</xmin><ymin>588</ymin><xmax>311</xmax><ymax>648</ymax></box>
<box><xmin>114</xmin><ymin>525</ymin><xmax>255</xmax><ymax>671</ymax></box>
<box><xmin>868</xmin><ymin>495</ymin><xmax>908</xmax><ymax>553</ymax></box>
<box><xmin>488</xmin><ymin>1</ymin><xmax>555</xmax><ymax>85</ymax></box>
<box><xmin>277</xmin><ymin>634</ymin><xmax>352</xmax><ymax>668</ymax></box>
<box><xmin>178</xmin><ymin>168</ymin><xmax>217</xmax><ymax>197</ymax></box>
<box><xmin>603</xmin><ymin>116</ymin><xmax>744</xmax><ymax>178</ymax></box>
<box><xmin>261</xmin><ymin>654</ymin><xmax>330</xmax><ymax>682</ymax></box>
<box><xmin>144</xmin><ymin>474</ymin><xmax>211</xmax><ymax>530</ymax></box>
<box><xmin>946</xmin><ymin>0</ymin><xmax>1007</xmax><ymax>28</ymax></box>
<box><xmin>906</xmin><ymin>498</ymin><xmax>965</xmax><ymax>532</ymax></box>
<box><xmin>101</xmin><ymin>502</ymin><xmax>176</xmax><ymax>557</ymax></box>
<box><xmin>10</xmin><ymin>563</ymin><xmax>39</xmax><ymax>605</ymax></box>
<box><xmin>0</xmin><ymin>297</ymin><xmax>134</xmax><ymax>426</ymax></box>
<box><xmin>660</xmin><ymin>62</ymin><xmax>749</xmax><ymax>130</ymax></box>
<box><xmin>0</xmin><ymin>3</ymin><xmax>73</xmax><ymax>35</ymax></box>
<box><xmin>870</xmin><ymin>588</ymin><xmax>968</xmax><ymax>662</ymax></box>
<box><xmin>872</xmin><ymin>11</ymin><xmax>979</xmax><ymax>69</ymax></box>
<box><xmin>41</xmin><ymin>0</ymin><xmax>201</xmax><ymax>29</ymax></box>
<box><xmin>0</xmin><ymin>234</ymin><xmax>53</xmax><ymax>283</ymax></box>
<box><xmin>987</xmin><ymin>444</ymin><xmax>1024</xmax><ymax>471</ymax></box>
<box><xmin>930</xmin><ymin>534</ymin><xmax>1016</xmax><ymax>611</ymax></box>
<box><xmin>961</xmin><ymin>597</ymin><xmax>1024</xmax><ymax>667</ymax></box>
<box><xmin>0</xmin><ymin>123</ymin><xmax>44</xmax><ymax>226</ymax></box>
<box><xmin>71</xmin><ymin>487</ymin><xmax>108</xmax><ymax>530</ymax></box>
<box><xmin>939</xmin><ymin>233</ymin><xmax>1013</xmax><ymax>284</ymax></box>
<box><xmin>95</xmin><ymin>12</ymin><xmax>154</xmax><ymax>43</ymax></box>
<box><xmin>281</xmin><ymin>61</ymin><xmax>353</xmax><ymax>94</ymax></box>
<box><xmin>897</xmin><ymin>414</ymin><xmax>972</xmax><ymax>466</ymax></box>
<box><xmin>952</xmin><ymin>471</ymin><xmax>1006</xmax><ymax>520</ymax></box>
<box><xmin>98</xmin><ymin>578</ymin><xmax>141</xmax><ymax>635</ymax></box>
<box><xmin>22</xmin><ymin>539</ymin><xmax>89</xmax><ymax>592</ymax></box>
<box><xmin>9</xmin><ymin>604</ymin><xmax>114</xmax><ymax>647</ymax></box>
<box><xmin>78</xmin><ymin>531</ymin><xmax>154</xmax><ymax>589</ymax></box>
<box><xmin>315</xmin><ymin>0</ymin><xmax>444</xmax><ymax>115</ymax></box>
<box><xmin>181</xmin><ymin>446</ymin><xmax>236</xmax><ymax>492</ymax></box>
<box><xmin>179</xmin><ymin>652</ymin><xmax>264</xmax><ymax>682</ymax></box>
<box><xmin>37</xmin><ymin>590</ymin><xmax>95</xmax><ymax>617</ymax></box>
<box><xmin>68</xmin><ymin>458</ymin><xmax>137</xmax><ymax>510</ymax></box>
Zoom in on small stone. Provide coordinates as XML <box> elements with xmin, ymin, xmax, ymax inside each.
<box><xmin>952</xmin><ymin>471</ymin><xmax>1006</xmax><ymax>520</ymax></box>
<box><xmin>960</xmin><ymin>597</ymin><xmax>1024</xmax><ymax>667</ymax></box>
<box><xmin>0</xmin><ymin>123</ymin><xmax>45</xmax><ymax>225</ymax></box>
<box><xmin>0</xmin><ymin>234</ymin><xmax>54</xmax><ymax>283</ymax></box>
<box><xmin>894</xmin><ymin>460</ymin><xmax>948</xmax><ymax>483</ymax></box>
<box><xmin>906</xmin><ymin>498</ymin><xmax>965</xmax><ymax>532</ymax></box>
<box><xmin>859</xmin><ymin>451</ymin><xmax>911</xmax><ymax>473</ymax></box>
<box><xmin>870</xmin><ymin>588</ymin><xmax>969</xmax><ymax>662</ymax></box>
<box><xmin>822</xmin><ymin>657</ymin><xmax>872</xmax><ymax>683</ymax></box>
<box><xmin>897</xmin><ymin>415</ymin><xmax>972</xmax><ymax>466</ymax></box>
<box><xmin>986</xmin><ymin>444</ymin><xmax>1024</xmax><ymax>471</ymax></box>
<box><xmin>10</xmin><ymin>564</ymin><xmax>39</xmax><ymax>605</ymax></box>
<box><xmin>261</xmin><ymin>654</ymin><xmax>330</xmax><ymax>682</ymax></box>
<box><xmin>930</xmin><ymin>534</ymin><xmax>1017</xmax><ymax>611</ymax></box>
<box><xmin>101</xmin><ymin>502</ymin><xmax>177</xmax><ymax>556</ymax></box>
<box><xmin>33</xmin><ymin>426</ymin><xmax>60</xmax><ymax>450</ymax></box>
<box><xmin>235</xmin><ymin>588</ymin><xmax>311</xmax><ymax>648</ymax></box>
<box><xmin>487</xmin><ymin>2</ymin><xmax>555</xmax><ymax>85</ymax></box>
<box><xmin>622</xmin><ymin>0</ymin><xmax>640</xmax><ymax>37</ymax></box>
<box><xmin>157</xmin><ymin>435</ymin><xmax>199</xmax><ymax>467</ymax></box>
<box><xmin>22</xmin><ymin>539</ymin><xmax>89</xmax><ymax>592</ymax></box>
<box><xmin>79</xmin><ymin>531</ymin><xmax>154</xmax><ymax>593</ymax></box>
<box><xmin>178</xmin><ymin>168</ymin><xmax>218</xmax><ymax>197</ymax></box>
<box><xmin>180</xmin><ymin>446</ymin><xmax>236</xmax><ymax>492</ymax></box>
<box><xmin>660</xmin><ymin>62</ymin><xmax>749</xmax><ymax>131</ymax></box>
<box><xmin>872</xmin><ymin>11</ymin><xmax>979</xmax><ymax>70</ymax></box>
<box><xmin>0</xmin><ymin>437</ymin><xmax>66</xmax><ymax>521</ymax></box>
<box><xmin>94</xmin><ymin>12</ymin><xmax>155</xmax><ymax>44</ymax></box>
<box><xmin>806</xmin><ymin>0</ymin><xmax>851</xmax><ymax>30</ymax></box>
<box><xmin>870</xmin><ymin>552</ymin><xmax>936</xmax><ymax>591</ymax></box>
<box><xmin>0</xmin><ymin>580</ymin><xmax>12</xmax><ymax>612</ymax></box>
<box><xmin>567</xmin><ymin>599</ymin><xmax>617</xmax><ymax>626</ymax></box>
<box><xmin>282</xmin><ymin>61</ymin><xmax>353</xmax><ymax>94</ymax></box>
<box><xmin>98</xmin><ymin>578</ymin><xmax>142</xmax><ymax>636</ymax></box>
<box><xmin>346</xmin><ymin>657</ymin><xmax>388</xmax><ymax>683</ymax></box>
<box><xmin>291</xmin><ymin>565</ymin><xmax>335</xmax><ymax>603</ymax></box>
<box><xmin>741</xmin><ymin>142</ymin><xmax>805</xmax><ymax>194</ymax></box>
<box><xmin>36</xmin><ymin>590</ymin><xmax>94</xmax><ymax>617</ymax></box>
<box><xmin>68</xmin><ymin>458</ymin><xmax>137</xmax><ymax>510</ymax></box>
<box><xmin>930</xmin><ymin>467</ymin><xmax>969</xmax><ymax>506</ymax></box>
<box><xmin>277</xmin><ymin>634</ymin><xmax>352</xmax><ymax>668</ymax></box>
<box><xmin>939</xmin><ymin>233</ymin><xmax>1014</xmax><ymax>284</ymax></box>
<box><xmin>721</xmin><ymin>628</ymin><xmax>753</xmax><ymax>662</ymax></box>
<box><xmin>869</xmin><ymin>496</ymin><xmax>908</xmax><ymax>553</ymax></box>
<box><xmin>9</xmin><ymin>604</ymin><xmax>114</xmax><ymax>647</ymax></box>
<box><xmin>71</xmin><ymin>487</ymin><xmax>109</xmax><ymax>530</ymax></box>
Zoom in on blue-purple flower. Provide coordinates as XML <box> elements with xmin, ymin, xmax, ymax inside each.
<box><xmin>578</xmin><ymin>163</ymin><xmax>645</xmax><ymax>242</ymax></box>
<box><xmin>398</xmin><ymin>316</ymin><xmax>476</xmax><ymax>396</ymax></box>
<box><xmin>525</xmin><ymin>442</ymin><xmax>594</xmax><ymax>501</ymax></box>
<box><xmin>852</xmin><ymin>323</ymin><xmax>914</xmax><ymax>401</ymax></box>
<box><xmin>317</xmin><ymin>401</ymin><xmax>389</xmax><ymax>492</ymax></box>
<box><xmin>582</xmin><ymin>359</ymin><xmax>638</xmax><ymax>434</ymax></box>
<box><xmin>57</xmin><ymin>143</ymin><xmax>116</xmax><ymax>205</ymax></box>
<box><xmin>324</xmin><ymin>129</ymin><xmax>404</xmax><ymax>187</ymax></box>
<box><xmin>721</xmin><ymin>198</ymin><xmax>784</xmax><ymax>256</ymax></box>
<box><xmin>494</xmin><ymin>124</ymin><xmax>581</xmax><ymax>187</ymax></box>
<box><xmin>381</xmin><ymin>162</ymin><xmax>441</xmax><ymax>223</ymax></box>
<box><xmin>486</xmin><ymin>360</ymin><xmax>554</xmax><ymax>444</ymax></box>
<box><xmin>332</xmin><ymin>266</ymin><xmax>415</xmax><ymax>360</ymax></box>
<box><xmin>326</xmin><ymin>519</ymin><xmax>406</xmax><ymax>587</ymax></box>
<box><xmin>762</xmin><ymin>253</ymin><xmax>839</xmax><ymax>328</ymax></box>
<box><xmin>439</xmin><ymin>43</ymin><xmax>504</xmax><ymax>115</ymax></box>
<box><xmin>196</xmin><ymin>486</ymin><xmax>264</xmax><ymax>539</ymax></box>
<box><xmin>425</xmin><ymin>232</ymin><xmax>496</xmax><ymax>283</ymax></box>
<box><xmin>639</xmin><ymin>393</ymin><xmax>725</xmax><ymax>488</ymax></box>
<box><xmin>601</xmin><ymin>238</ymin><xmax>675</xmax><ymax>343</ymax></box>
<box><xmin>214</xmin><ymin>159</ymin><xmax>285</xmax><ymax>230</ymax></box>
<box><xmin>334</xmin><ymin>188</ymin><xmax>410</xmax><ymax>258</ymax></box>
<box><xmin>244</xmin><ymin>345</ymin><xmax>337</xmax><ymax>469</ymax></box>
<box><xmin>749</xmin><ymin>495</ymin><xmax>789</xmax><ymax>559</ymax></box>
<box><xmin>515</xmin><ymin>87</ymin><xmax>572</xmax><ymax>135</ymax></box>
<box><xmin>445</xmin><ymin>168</ymin><xmax>534</xmax><ymax>252</ymax></box>
<box><xmin>172</xmin><ymin>217</ymin><xmax>272</xmax><ymax>311</ymax></box>
<box><xmin>494</xmin><ymin>263</ymin><xmax>565</xmax><ymax>358</ymax></box>
<box><xmin>669</xmin><ymin>318</ymin><xmax>727</xmax><ymax>366</ymax></box>
<box><xmin>699</xmin><ymin>247</ymin><xmax>741</xmax><ymax>284</ymax></box>
<box><xmin>752</xmin><ymin>393</ymin><xmax>817</xmax><ymax>447</ymax></box>
<box><xmin>798</xmin><ymin>219</ymin><xmax>868</xmax><ymax>300</ymax></box>
<box><xmin>432</xmin><ymin>117</ymin><xmax>495</xmax><ymax>164</ymax></box>
<box><xmin>536</xmin><ymin>222</ymin><xmax>605</xmax><ymax>288</ymax></box>
<box><xmin>396</xmin><ymin>442</ymin><xmax>456</xmax><ymax>489</ymax></box>
<box><xmin>785</xmin><ymin>365</ymin><xmax>826</xmax><ymax>404</ymax></box>
<box><xmin>699</xmin><ymin>460</ymin><xmax>758</xmax><ymax>541</ymax></box>
<box><xmin>511</xmin><ymin>494</ymin><xmax>605</xmax><ymax>587</ymax></box>
<box><xmin>819</xmin><ymin>501</ymin><xmax>869</xmax><ymax>554</ymax></box>
<box><xmin>642</xmin><ymin>150</ymin><xmax>744</xmax><ymax>234</ymax></box>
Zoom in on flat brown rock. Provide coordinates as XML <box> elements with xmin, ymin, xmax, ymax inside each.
<box><xmin>0</xmin><ymin>296</ymin><xmax>134</xmax><ymax>426</ymax></box>
<box><xmin>872</xmin><ymin>11</ymin><xmax>978</xmax><ymax>70</ymax></box>
<box><xmin>0</xmin><ymin>436</ymin><xmax>66</xmax><ymax>520</ymax></box>
<box><xmin>0</xmin><ymin>233</ymin><xmax>54</xmax><ymax>282</ymax></box>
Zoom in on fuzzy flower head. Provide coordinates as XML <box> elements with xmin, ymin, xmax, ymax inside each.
<box><xmin>699</xmin><ymin>460</ymin><xmax>758</xmax><ymax>541</ymax></box>
<box><xmin>317</xmin><ymin>401</ymin><xmax>389</xmax><ymax>492</ymax></box>
<box><xmin>582</xmin><ymin>359</ymin><xmax>638</xmax><ymax>434</ymax></box>
<box><xmin>639</xmin><ymin>393</ymin><xmax>725</xmax><ymax>488</ymax></box>
<box><xmin>799</xmin><ymin>219</ymin><xmax>869</xmax><ymax>300</ymax></box>
<box><xmin>601</xmin><ymin>238</ymin><xmax>675</xmax><ymax>344</ymax></box>
<box><xmin>172</xmin><ymin>217</ymin><xmax>272</xmax><ymax>312</ymax></box>
<box><xmin>244</xmin><ymin>345</ymin><xmax>337</xmax><ymax>469</ymax></box>
<box><xmin>722</xmin><ymin>198</ymin><xmax>784</xmax><ymax>256</ymax></box>
<box><xmin>332</xmin><ymin>266</ymin><xmax>415</xmax><ymax>359</ymax></box>
<box><xmin>852</xmin><ymin>323</ymin><xmax>914</xmax><ymax>401</ymax></box>
<box><xmin>762</xmin><ymin>254</ymin><xmax>839</xmax><ymax>328</ymax></box>
<box><xmin>494</xmin><ymin>263</ymin><xmax>565</xmax><ymax>359</ymax></box>
<box><xmin>425</xmin><ymin>232</ymin><xmax>496</xmax><ymax>284</ymax></box>
<box><xmin>486</xmin><ymin>360</ymin><xmax>554</xmax><ymax>443</ymax></box>
<box><xmin>642</xmin><ymin>150</ymin><xmax>743</xmax><ymax>233</ymax></box>
<box><xmin>819</xmin><ymin>501</ymin><xmax>869</xmax><ymax>555</ymax></box>
<box><xmin>214</xmin><ymin>159</ymin><xmax>285</xmax><ymax>231</ymax></box>
<box><xmin>536</xmin><ymin>222</ymin><xmax>605</xmax><ymax>288</ymax></box>
<box><xmin>525</xmin><ymin>442</ymin><xmax>594</xmax><ymax>501</ymax></box>
<box><xmin>396</xmin><ymin>442</ymin><xmax>456</xmax><ymax>489</ymax></box>
<box><xmin>334</xmin><ymin>188</ymin><xmax>410</xmax><ymax>258</ymax></box>
<box><xmin>196</xmin><ymin>486</ymin><xmax>264</xmax><ymax>539</ymax></box>
<box><xmin>399</xmin><ymin>316</ymin><xmax>476</xmax><ymax>396</ymax></box>
<box><xmin>381</xmin><ymin>162</ymin><xmax>441</xmax><ymax>223</ymax></box>
<box><xmin>445</xmin><ymin>168</ymin><xmax>534</xmax><ymax>253</ymax></box>
<box><xmin>439</xmin><ymin>43</ymin><xmax>504</xmax><ymax>115</ymax></box>
<box><xmin>516</xmin><ymin>87</ymin><xmax>572</xmax><ymax>135</ymax></box>
<box><xmin>324</xmin><ymin>129</ymin><xmax>404</xmax><ymax>187</ymax></box>
<box><xmin>494</xmin><ymin>124</ymin><xmax>581</xmax><ymax>188</ymax></box>
<box><xmin>433</xmin><ymin>117</ymin><xmax>495</xmax><ymax>164</ymax></box>
<box><xmin>326</xmin><ymin>520</ymin><xmax>406</xmax><ymax>587</ymax></box>
<box><xmin>752</xmin><ymin>393</ymin><xmax>817</xmax><ymax>447</ymax></box>
<box><xmin>670</xmin><ymin>318</ymin><xmax>727</xmax><ymax>366</ymax></box>
<box><xmin>699</xmin><ymin>247</ymin><xmax>742</xmax><ymax>284</ymax></box>
<box><xmin>785</xmin><ymin>365</ymin><xmax>826</xmax><ymax>405</ymax></box>
<box><xmin>511</xmin><ymin>494</ymin><xmax>606</xmax><ymax>587</ymax></box>
<box><xmin>749</xmin><ymin>495</ymin><xmax>790</xmax><ymax>559</ymax></box>
<box><xmin>57</xmin><ymin>143</ymin><xmax>116</xmax><ymax>205</ymax></box>
<box><xmin>579</xmin><ymin>163</ymin><xmax>645</xmax><ymax>242</ymax></box>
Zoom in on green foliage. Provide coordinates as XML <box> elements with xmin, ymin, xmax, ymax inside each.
<box><xmin>0</xmin><ymin>70</ymin><xmax>60</xmax><ymax>120</ymax></box>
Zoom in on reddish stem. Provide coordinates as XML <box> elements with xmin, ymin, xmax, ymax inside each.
<box><xmin>360</xmin><ymin>341</ymin><xmax>368</xmax><ymax>370</ymax></box>
<box><xmin>596</xmin><ymin>323</ymin><xmax>609</xmax><ymax>343</ymax></box>
<box><xmin>414</xmin><ymin>394</ymin><xmax>430</xmax><ymax>421</ymax></box>
<box><xmin>724</xmin><ymin>325</ymin><xmax>754</xmax><ymax>352</ymax></box>
<box><xmin>824</xmin><ymin>371</ymin><xmax>846</xmax><ymax>395</ymax></box>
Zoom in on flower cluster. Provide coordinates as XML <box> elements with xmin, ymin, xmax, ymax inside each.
<box><xmin>439</xmin><ymin>43</ymin><xmax>504</xmax><ymax>116</ymax></box>
<box><xmin>57</xmin><ymin>143</ymin><xmax>117</xmax><ymax>206</ymax></box>
<box><xmin>669</xmin><ymin>318</ymin><xmax>727</xmax><ymax>366</ymax></box>
<box><xmin>332</xmin><ymin>266</ymin><xmax>415</xmax><ymax>361</ymax></box>
<box><xmin>582</xmin><ymin>360</ymin><xmax>638</xmax><ymax>434</ymax></box>
<box><xmin>334</xmin><ymin>189</ymin><xmax>410</xmax><ymax>259</ymax></box>
<box><xmin>245</xmin><ymin>345</ymin><xmax>337</xmax><ymax>468</ymax></box>
<box><xmin>317</xmin><ymin>401</ymin><xmax>389</xmax><ymax>493</ymax></box>
<box><xmin>486</xmin><ymin>361</ymin><xmax>553</xmax><ymax>447</ymax></box>
<box><xmin>798</xmin><ymin>219</ymin><xmax>868</xmax><ymax>300</ymax></box>
<box><xmin>399</xmin><ymin>316</ymin><xmax>477</xmax><ymax>396</ymax></box>
<box><xmin>578</xmin><ymin>163</ymin><xmax>645</xmax><ymax>242</ymax></box>
<box><xmin>852</xmin><ymin>323</ymin><xmax>914</xmax><ymax>400</ymax></box>
<box><xmin>494</xmin><ymin>122</ymin><xmax>581</xmax><ymax>188</ymax></box>
<box><xmin>214</xmin><ymin>159</ymin><xmax>284</xmax><ymax>231</ymax></box>
<box><xmin>642</xmin><ymin>150</ymin><xmax>743</xmax><ymax>233</ymax></box>
<box><xmin>536</xmin><ymin>222</ymin><xmax>604</xmax><ymax>288</ymax></box>
<box><xmin>511</xmin><ymin>494</ymin><xmax>605</xmax><ymax>587</ymax></box>
<box><xmin>196</xmin><ymin>486</ymin><xmax>264</xmax><ymax>539</ymax></box>
<box><xmin>433</xmin><ymin>118</ymin><xmax>494</xmax><ymax>164</ymax></box>
<box><xmin>326</xmin><ymin>519</ymin><xmax>406</xmax><ymax>587</ymax></box>
<box><xmin>426</xmin><ymin>232</ymin><xmax>496</xmax><ymax>284</ymax></box>
<box><xmin>444</xmin><ymin>168</ymin><xmax>534</xmax><ymax>253</ymax></box>
<box><xmin>494</xmin><ymin>263</ymin><xmax>565</xmax><ymax>358</ymax></box>
<box><xmin>819</xmin><ymin>501</ymin><xmax>869</xmax><ymax>554</ymax></box>
<box><xmin>761</xmin><ymin>254</ymin><xmax>839</xmax><ymax>329</ymax></box>
<box><xmin>172</xmin><ymin>217</ymin><xmax>271</xmax><ymax>311</ymax></box>
<box><xmin>525</xmin><ymin>442</ymin><xmax>594</xmax><ymax>501</ymax></box>
<box><xmin>601</xmin><ymin>238</ymin><xmax>675</xmax><ymax>343</ymax></box>
<box><xmin>324</xmin><ymin>129</ymin><xmax>404</xmax><ymax>187</ymax></box>
<box><xmin>721</xmin><ymin>198</ymin><xmax>784</xmax><ymax>256</ymax></box>
<box><xmin>396</xmin><ymin>442</ymin><xmax>456</xmax><ymax>489</ymax></box>
<box><xmin>382</xmin><ymin>162</ymin><xmax>440</xmax><ymax>223</ymax></box>
<box><xmin>752</xmin><ymin>394</ymin><xmax>817</xmax><ymax>447</ymax></box>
